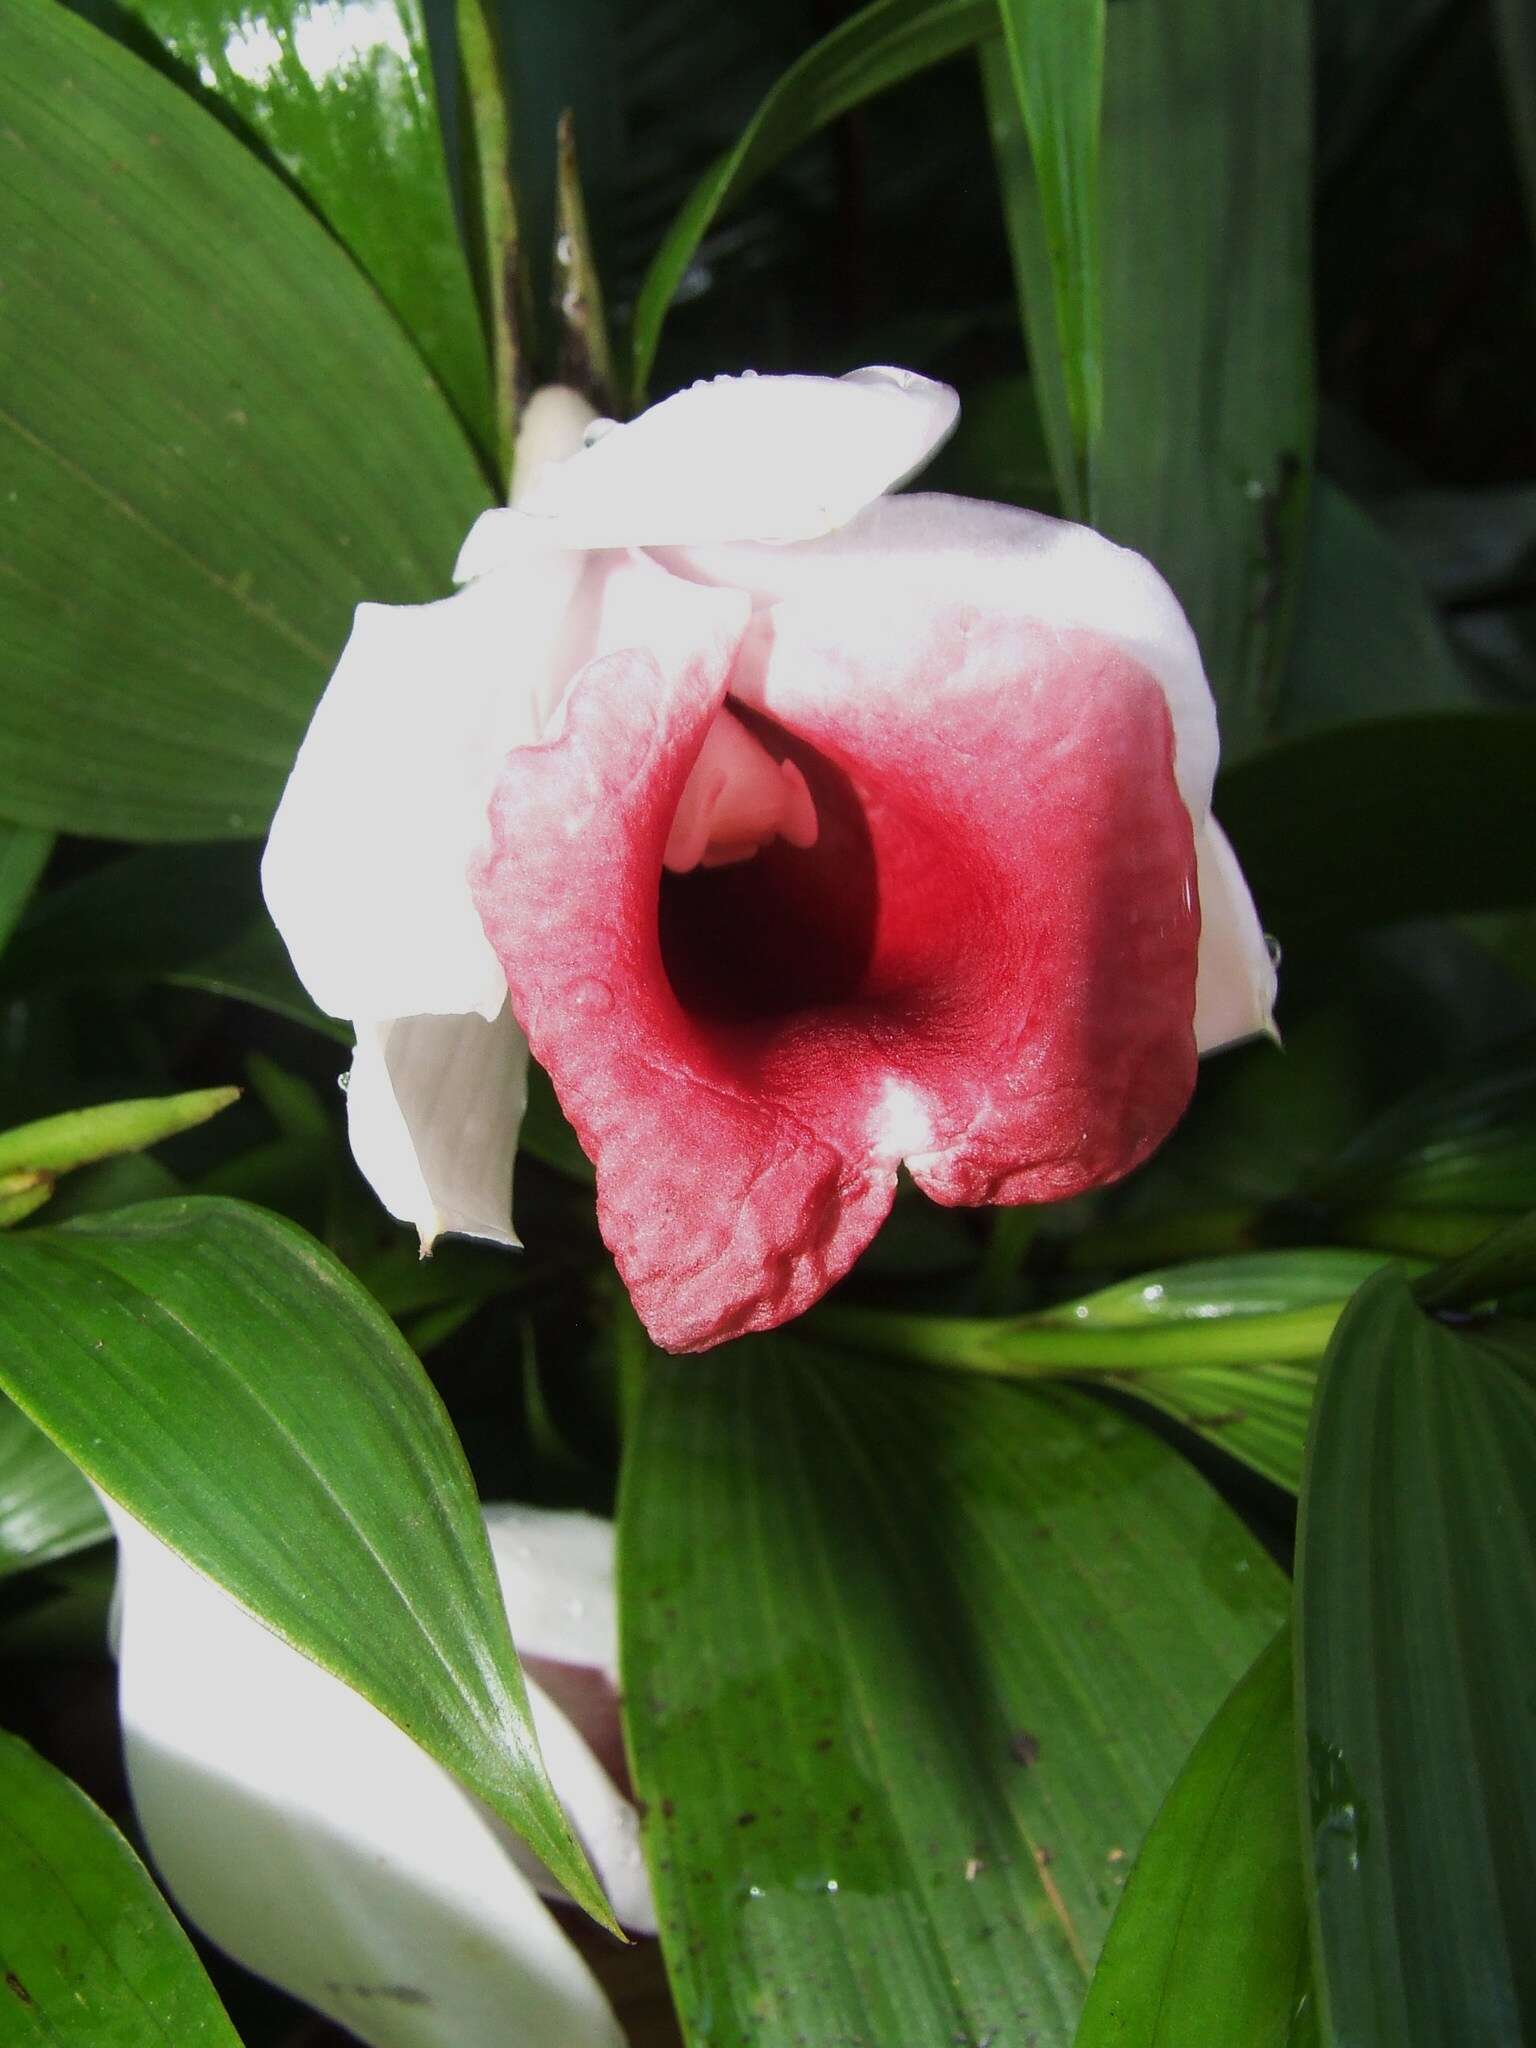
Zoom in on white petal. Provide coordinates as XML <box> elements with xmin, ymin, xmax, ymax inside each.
<box><xmin>454</xmin><ymin>366</ymin><xmax>959</xmax><ymax>569</ymax></box>
<box><xmin>661</xmin><ymin>490</ymin><xmax>1221</xmax><ymax>821</ymax></box>
<box><xmin>521</xmin><ymin>1676</ymin><xmax>657</xmax><ymax>1935</ymax></box>
<box><xmin>486</xmin><ymin>1506</ymin><xmax>618</xmax><ymax>1680</ymax></box>
<box><xmin>102</xmin><ymin>1502</ymin><xmax>625</xmax><ymax>2048</ymax></box>
<box><xmin>262</xmin><ymin>552</ymin><xmax>586</xmax><ymax>1025</ymax></box>
<box><xmin>1193</xmin><ymin>816</ymin><xmax>1279</xmax><ymax>1053</ymax></box>
<box><xmin>347</xmin><ymin>1007</ymin><xmax>527</xmax><ymax>1252</ymax></box>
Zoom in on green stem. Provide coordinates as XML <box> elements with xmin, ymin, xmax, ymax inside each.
<box><xmin>812</xmin><ymin>1299</ymin><xmax>1345</xmax><ymax>1377</ymax></box>
<box><xmin>977</xmin><ymin>1205</ymin><xmax>1039</xmax><ymax>1314</ymax></box>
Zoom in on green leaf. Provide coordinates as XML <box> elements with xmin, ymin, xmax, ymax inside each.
<box><xmin>1217</xmin><ymin>712</ymin><xmax>1536</xmax><ymax>943</ymax></box>
<box><xmin>0</xmin><ymin>1087</ymin><xmax>239</xmax><ymax>1180</ymax></box>
<box><xmin>0</xmin><ymin>1396</ymin><xmax>109</xmax><ymax>1581</ymax></box>
<box><xmin>0</xmin><ymin>1196</ymin><xmax>613</xmax><ymax>1931</ymax></box>
<box><xmin>0</xmin><ymin>0</ymin><xmax>490</xmax><ymax>841</ymax></box>
<box><xmin>552</xmin><ymin>111</ymin><xmax>617</xmax><ymax>412</ymax></box>
<box><xmin>456</xmin><ymin>0</ymin><xmax>524</xmax><ymax>486</ymax></box>
<box><xmin>1311</xmin><ymin>1028</ymin><xmax>1536</xmax><ymax>1241</ymax></box>
<box><xmin>1295</xmin><ymin>1271</ymin><xmax>1536</xmax><ymax>2043</ymax></box>
<box><xmin>1089</xmin><ymin>0</ymin><xmax>1312</xmax><ymax>754</ymax></box>
<box><xmin>1276</xmin><ymin>481</ymin><xmax>1477</xmax><ymax>737</ymax></box>
<box><xmin>620</xmin><ymin>1334</ymin><xmax>1287</xmax><ymax>2048</ymax></box>
<box><xmin>987</xmin><ymin>0</ymin><xmax>1103</xmax><ymax>510</ymax></box>
<box><xmin>1412</xmin><ymin>1209</ymin><xmax>1536</xmax><ymax>1313</ymax></box>
<box><xmin>628</xmin><ymin>0</ymin><xmax>993</xmax><ymax>404</ymax></box>
<box><xmin>0</xmin><ymin>846</ymin><xmax>343</xmax><ymax>1037</ymax></box>
<box><xmin>78</xmin><ymin>0</ymin><xmax>494</xmax><ymax>454</ymax></box>
<box><xmin>819</xmin><ymin>1251</ymin><xmax>1389</xmax><ymax>1494</ymax></box>
<box><xmin>0</xmin><ymin>824</ymin><xmax>51</xmax><ymax>958</ymax></box>
<box><xmin>1074</xmin><ymin>1629</ymin><xmax>1313</xmax><ymax>2048</ymax></box>
<box><xmin>0</xmin><ymin>1730</ymin><xmax>241</xmax><ymax>2043</ymax></box>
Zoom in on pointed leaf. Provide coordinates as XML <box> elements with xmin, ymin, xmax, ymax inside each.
<box><xmin>0</xmin><ymin>0</ymin><xmax>490</xmax><ymax>840</ymax></box>
<box><xmin>80</xmin><ymin>0</ymin><xmax>494</xmax><ymax>450</ymax></box>
<box><xmin>628</xmin><ymin>0</ymin><xmax>993</xmax><ymax>403</ymax></box>
<box><xmin>0</xmin><ymin>1197</ymin><xmax>613</xmax><ymax>1930</ymax></box>
<box><xmin>0</xmin><ymin>825</ymin><xmax>51</xmax><ymax>958</ymax></box>
<box><xmin>0</xmin><ymin>1087</ymin><xmax>239</xmax><ymax>1180</ymax></box>
<box><xmin>620</xmin><ymin>1334</ymin><xmax>1286</xmax><ymax>2048</ymax></box>
<box><xmin>0</xmin><ymin>1729</ymin><xmax>241</xmax><ymax>2044</ymax></box>
<box><xmin>1296</xmin><ymin>1271</ymin><xmax>1536</xmax><ymax>2044</ymax></box>
<box><xmin>988</xmin><ymin>0</ymin><xmax>1104</xmax><ymax>506</ymax></box>
<box><xmin>1074</xmin><ymin>1630</ymin><xmax>1312</xmax><ymax>2048</ymax></box>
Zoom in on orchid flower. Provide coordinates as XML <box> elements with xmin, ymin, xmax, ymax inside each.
<box><xmin>262</xmin><ymin>369</ymin><xmax>1275</xmax><ymax>1352</ymax></box>
<box><xmin>101</xmin><ymin>1495</ymin><xmax>650</xmax><ymax>2047</ymax></box>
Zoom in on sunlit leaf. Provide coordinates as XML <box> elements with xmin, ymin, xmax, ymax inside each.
<box><xmin>0</xmin><ymin>1197</ymin><xmax>613</xmax><ymax>1929</ymax></box>
<box><xmin>76</xmin><ymin>0</ymin><xmax>494</xmax><ymax>453</ymax></box>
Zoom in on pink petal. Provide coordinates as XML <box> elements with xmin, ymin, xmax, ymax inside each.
<box><xmin>471</xmin><ymin>566</ymin><xmax>1199</xmax><ymax>1354</ymax></box>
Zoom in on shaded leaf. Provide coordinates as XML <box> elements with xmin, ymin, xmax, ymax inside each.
<box><xmin>1295</xmin><ymin>1271</ymin><xmax>1536</xmax><ymax>2043</ymax></box>
<box><xmin>1074</xmin><ymin>1629</ymin><xmax>1312</xmax><ymax>2048</ymax></box>
<box><xmin>620</xmin><ymin>1333</ymin><xmax>1286</xmax><ymax>2048</ymax></box>
<box><xmin>628</xmin><ymin>0</ymin><xmax>993</xmax><ymax>403</ymax></box>
<box><xmin>0</xmin><ymin>825</ymin><xmax>51</xmax><ymax>958</ymax></box>
<box><xmin>0</xmin><ymin>1197</ymin><xmax>612</xmax><ymax>1929</ymax></box>
<box><xmin>1217</xmin><ymin>712</ymin><xmax>1536</xmax><ymax>943</ymax></box>
<box><xmin>0</xmin><ymin>0</ymin><xmax>489</xmax><ymax>839</ymax></box>
<box><xmin>1493</xmin><ymin>0</ymin><xmax>1536</xmax><ymax>234</ymax></box>
<box><xmin>1276</xmin><ymin>481</ymin><xmax>1476</xmax><ymax>736</ymax></box>
<box><xmin>0</xmin><ymin>1396</ymin><xmax>109</xmax><ymax>1581</ymax></box>
<box><xmin>0</xmin><ymin>1729</ymin><xmax>241</xmax><ymax>2043</ymax></box>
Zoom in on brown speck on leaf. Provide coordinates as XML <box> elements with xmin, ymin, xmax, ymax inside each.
<box><xmin>5</xmin><ymin>1973</ymin><xmax>32</xmax><ymax>2006</ymax></box>
<box><xmin>847</xmin><ymin>1804</ymin><xmax>863</xmax><ymax>1824</ymax></box>
<box><xmin>964</xmin><ymin>1856</ymin><xmax>984</xmax><ymax>1883</ymax></box>
<box><xmin>735</xmin><ymin>1811</ymin><xmax>757</xmax><ymax>1827</ymax></box>
<box><xmin>1107</xmin><ymin>1846</ymin><xmax>1126</xmax><ymax>1864</ymax></box>
<box><xmin>1033</xmin><ymin>1844</ymin><xmax>1053</xmax><ymax>1869</ymax></box>
<box><xmin>814</xmin><ymin>1737</ymin><xmax>833</xmax><ymax>1752</ymax></box>
<box><xmin>660</xmin><ymin>1798</ymin><xmax>675</xmax><ymax>1820</ymax></box>
<box><xmin>1009</xmin><ymin>1731</ymin><xmax>1041</xmax><ymax>1768</ymax></box>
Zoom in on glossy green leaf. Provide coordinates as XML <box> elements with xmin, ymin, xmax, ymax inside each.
<box><xmin>620</xmin><ymin>1334</ymin><xmax>1286</xmax><ymax>2048</ymax></box>
<box><xmin>0</xmin><ymin>1197</ymin><xmax>612</xmax><ymax>1930</ymax></box>
<box><xmin>1217</xmin><ymin>713</ymin><xmax>1536</xmax><ymax>943</ymax></box>
<box><xmin>0</xmin><ymin>1087</ymin><xmax>239</xmax><ymax>1180</ymax></box>
<box><xmin>0</xmin><ymin>825</ymin><xmax>51</xmax><ymax>957</ymax></box>
<box><xmin>1295</xmin><ymin>1271</ymin><xmax>1536</xmax><ymax>2044</ymax></box>
<box><xmin>628</xmin><ymin>0</ymin><xmax>993</xmax><ymax>403</ymax></box>
<box><xmin>79</xmin><ymin>0</ymin><xmax>493</xmax><ymax>452</ymax></box>
<box><xmin>989</xmin><ymin>0</ymin><xmax>1104</xmax><ymax>505</ymax></box>
<box><xmin>0</xmin><ymin>0</ymin><xmax>490</xmax><ymax>840</ymax></box>
<box><xmin>820</xmin><ymin>1251</ymin><xmax>1389</xmax><ymax>1494</ymax></box>
<box><xmin>0</xmin><ymin>1396</ymin><xmax>108</xmax><ymax>1581</ymax></box>
<box><xmin>1074</xmin><ymin>1629</ymin><xmax>1313</xmax><ymax>2048</ymax></box>
<box><xmin>0</xmin><ymin>1730</ymin><xmax>241</xmax><ymax>2043</ymax></box>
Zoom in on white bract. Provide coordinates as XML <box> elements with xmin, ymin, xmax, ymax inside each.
<box><xmin>102</xmin><ymin>1496</ymin><xmax>651</xmax><ymax>2048</ymax></box>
